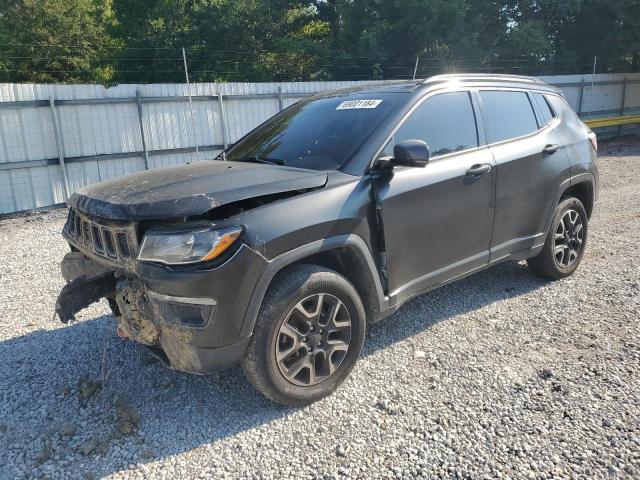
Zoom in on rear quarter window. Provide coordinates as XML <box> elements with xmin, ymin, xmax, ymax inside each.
<box><xmin>479</xmin><ymin>91</ymin><xmax>539</xmax><ymax>143</ymax></box>
<box><xmin>545</xmin><ymin>93</ymin><xmax>589</xmax><ymax>139</ymax></box>
<box><xmin>531</xmin><ymin>92</ymin><xmax>555</xmax><ymax>126</ymax></box>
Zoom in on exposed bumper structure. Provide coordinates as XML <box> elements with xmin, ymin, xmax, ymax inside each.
<box><xmin>55</xmin><ymin>244</ymin><xmax>268</xmax><ymax>374</ymax></box>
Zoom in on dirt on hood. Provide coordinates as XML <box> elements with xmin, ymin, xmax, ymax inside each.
<box><xmin>68</xmin><ymin>160</ymin><xmax>327</xmax><ymax>220</ymax></box>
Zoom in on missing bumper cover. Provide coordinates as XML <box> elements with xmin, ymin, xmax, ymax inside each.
<box><xmin>55</xmin><ymin>251</ymin><xmax>118</xmax><ymax>323</ymax></box>
<box><xmin>55</xmin><ymin>273</ymin><xmax>117</xmax><ymax>324</ymax></box>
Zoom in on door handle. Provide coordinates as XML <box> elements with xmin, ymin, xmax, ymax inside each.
<box><xmin>466</xmin><ymin>164</ymin><xmax>492</xmax><ymax>178</ymax></box>
<box><xmin>543</xmin><ymin>144</ymin><xmax>560</xmax><ymax>155</ymax></box>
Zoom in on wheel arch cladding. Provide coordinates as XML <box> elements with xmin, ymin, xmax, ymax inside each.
<box><xmin>562</xmin><ymin>179</ymin><xmax>595</xmax><ymax>218</ymax></box>
<box><xmin>287</xmin><ymin>245</ymin><xmax>383</xmax><ymax>322</ymax></box>
<box><xmin>240</xmin><ymin>235</ymin><xmax>385</xmax><ymax>338</ymax></box>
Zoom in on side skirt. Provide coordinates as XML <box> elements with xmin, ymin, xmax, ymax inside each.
<box><xmin>373</xmin><ymin>243</ymin><xmax>544</xmax><ymax>323</ymax></box>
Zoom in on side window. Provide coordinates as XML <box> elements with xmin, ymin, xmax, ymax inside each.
<box><xmin>393</xmin><ymin>91</ymin><xmax>478</xmax><ymax>158</ymax></box>
<box><xmin>531</xmin><ymin>92</ymin><xmax>555</xmax><ymax>126</ymax></box>
<box><xmin>479</xmin><ymin>91</ymin><xmax>538</xmax><ymax>144</ymax></box>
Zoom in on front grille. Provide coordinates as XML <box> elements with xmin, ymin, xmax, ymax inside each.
<box><xmin>91</xmin><ymin>225</ymin><xmax>103</xmax><ymax>252</ymax></box>
<box><xmin>63</xmin><ymin>208</ymin><xmax>138</xmax><ymax>268</ymax></box>
<box><xmin>117</xmin><ymin>232</ymin><xmax>131</xmax><ymax>258</ymax></box>
<box><xmin>82</xmin><ymin>221</ymin><xmax>91</xmax><ymax>246</ymax></box>
<box><xmin>104</xmin><ymin>230</ymin><xmax>117</xmax><ymax>257</ymax></box>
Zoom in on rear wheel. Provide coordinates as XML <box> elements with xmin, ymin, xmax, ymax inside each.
<box><xmin>528</xmin><ymin>197</ymin><xmax>588</xmax><ymax>280</ymax></box>
<box><xmin>241</xmin><ymin>265</ymin><xmax>366</xmax><ymax>405</ymax></box>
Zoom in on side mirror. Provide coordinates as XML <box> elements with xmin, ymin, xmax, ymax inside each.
<box><xmin>393</xmin><ymin>139</ymin><xmax>430</xmax><ymax>167</ymax></box>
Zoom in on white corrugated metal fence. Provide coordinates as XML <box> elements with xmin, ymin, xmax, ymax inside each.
<box><xmin>0</xmin><ymin>74</ymin><xmax>638</xmax><ymax>215</ymax></box>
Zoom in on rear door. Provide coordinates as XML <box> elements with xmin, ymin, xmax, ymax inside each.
<box><xmin>376</xmin><ymin>90</ymin><xmax>496</xmax><ymax>302</ymax></box>
<box><xmin>477</xmin><ymin>90</ymin><xmax>571</xmax><ymax>261</ymax></box>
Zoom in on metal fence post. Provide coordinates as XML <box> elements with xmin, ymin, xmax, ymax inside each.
<box><xmin>182</xmin><ymin>47</ymin><xmax>200</xmax><ymax>160</ymax></box>
<box><xmin>218</xmin><ymin>85</ymin><xmax>230</xmax><ymax>153</ymax></box>
<box><xmin>48</xmin><ymin>97</ymin><xmax>70</xmax><ymax>200</ymax></box>
<box><xmin>277</xmin><ymin>86</ymin><xmax>284</xmax><ymax>112</ymax></box>
<box><xmin>577</xmin><ymin>80</ymin><xmax>585</xmax><ymax>116</ymax></box>
<box><xmin>619</xmin><ymin>77</ymin><xmax>627</xmax><ymax>137</ymax></box>
<box><xmin>587</xmin><ymin>56</ymin><xmax>597</xmax><ymax>118</ymax></box>
<box><xmin>136</xmin><ymin>88</ymin><xmax>150</xmax><ymax>170</ymax></box>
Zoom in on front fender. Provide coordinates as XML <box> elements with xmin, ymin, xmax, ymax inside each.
<box><xmin>239</xmin><ymin>234</ymin><xmax>386</xmax><ymax>338</ymax></box>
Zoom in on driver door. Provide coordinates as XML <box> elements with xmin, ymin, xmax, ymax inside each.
<box><xmin>375</xmin><ymin>91</ymin><xmax>496</xmax><ymax>302</ymax></box>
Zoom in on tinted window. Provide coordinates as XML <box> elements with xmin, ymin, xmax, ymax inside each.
<box><xmin>532</xmin><ymin>93</ymin><xmax>555</xmax><ymax>126</ymax></box>
<box><xmin>226</xmin><ymin>93</ymin><xmax>402</xmax><ymax>171</ymax></box>
<box><xmin>394</xmin><ymin>92</ymin><xmax>478</xmax><ymax>157</ymax></box>
<box><xmin>479</xmin><ymin>91</ymin><xmax>538</xmax><ymax>143</ymax></box>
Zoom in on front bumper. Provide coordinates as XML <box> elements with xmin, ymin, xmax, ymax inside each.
<box><xmin>57</xmin><ymin>243</ymin><xmax>268</xmax><ymax>374</ymax></box>
<box><xmin>146</xmin><ymin>335</ymin><xmax>251</xmax><ymax>374</ymax></box>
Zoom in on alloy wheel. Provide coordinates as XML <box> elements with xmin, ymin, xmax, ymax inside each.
<box><xmin>553</xmin><ymin>209</ymin><xmax>584</xmax><ymax>268</ymax></box>
<box><xmin>275</xmin><ymin>293</ymin><xmax>352</xmax><ymax>386</ymax></box>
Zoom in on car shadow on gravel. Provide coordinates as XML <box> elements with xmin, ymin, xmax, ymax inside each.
<box><xmin>0</xmin><ymin>261</ymin><xmax>547</xmax><ymax>478</ymax></box>
<box><xmin>364</xmin><ymin>260</ymin><xmax>546</xmax><ymax>355</ymax></box>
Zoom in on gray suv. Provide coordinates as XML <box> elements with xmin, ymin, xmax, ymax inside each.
<box><xmin>56</xmin><ymin>74</ymin><xmax>599</xmax><ymax>405</ymax></box>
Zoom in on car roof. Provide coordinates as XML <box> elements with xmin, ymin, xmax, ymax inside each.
<box><xmin>312</xmin><ymin>80</ymin><xmax>424</xmax><ymax>96</ymax></box>
<box><xmin>316</xmin><ymin>74</ymin><xmax>558</xmax><ymax>97</ymax></box>
<box><xmin>421</xmin><ymin>73</ymin><xmax>557</xmax><ymax>92</ymax></box>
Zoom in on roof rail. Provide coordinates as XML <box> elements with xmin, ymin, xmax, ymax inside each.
<box><xmin>422</xmin><ymin>73</ymin><xmax>546</xmax><ymax>85</ymax></box>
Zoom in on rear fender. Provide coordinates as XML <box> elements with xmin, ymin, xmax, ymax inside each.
<box><xmin>543</xmin><ymin>173</ymin><xmax>596</xmax><ymax>236</ymax></box>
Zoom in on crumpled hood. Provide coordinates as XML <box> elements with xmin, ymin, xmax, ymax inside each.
<box><xmin>69</xmin><ymin>161</ymin><xmax>328</xmax><ymax>220</ymax></box>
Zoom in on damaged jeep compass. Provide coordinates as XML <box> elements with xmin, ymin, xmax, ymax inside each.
<box><xmin>56</xmin><ymin>74</ymin><xmax>599</xmax><ymax>405</ymax></box>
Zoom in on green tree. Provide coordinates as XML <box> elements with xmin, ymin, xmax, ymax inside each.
<box><xmin>112</xmin><ymin>0</ymin><xmax>328</xmax><ymax>82</ymax></box>
<box><xmin>1</xmin><ymin>0</ymin><xmax>639</xmax><ymax>83</ymax></box>
<box><xmin>188</xmin><ymin>0</ymin><xmax>328</xmax><ymax>81</ymax></box>
<box><xmin>490</xmin><ymin>0</ymin><xmax>639</xmax><ymax>74</ymax></box>
<box><xmin>0</xmin><ymin>0</ymin><xmax>121</xmax><ymax>83</ymax></box>
<box><xmin>321</xmin><ymin>0</ymin><xmax>468</xmax><ymax>79</ymax></box>
<box><xmin>112</xmin><ymin>0</ymin><xmax>193</xmax><ymax>82</ymax></box>
<box><xmin>615</xmin><ymin>0</ymin><xmax>640</xmax><ymax>70</ymax></box>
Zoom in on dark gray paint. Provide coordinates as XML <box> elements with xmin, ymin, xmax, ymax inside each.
<box><xmin>485</xmin><ymin>115</ymin><xmax>572</xmax><ymax>260</ymax></box>
<box><xmin>377</xmin><ymin>146</ymin><xmax>496</xmax><ymax>300</ymax></box>
<box><xmin>546</xmin><ymin>94</ymin><xmax>600</xmax><ymax>197</ymax></box>
<box><xmin>59</xmin><ymin>74</ymin><xmax>599</xmax><ymax>373</ymax></box>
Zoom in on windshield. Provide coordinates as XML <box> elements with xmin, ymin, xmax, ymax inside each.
<box><xmin>225</xmin><ymin>93</ymin><xmax>403</xmax><ymax>171</ymax></box>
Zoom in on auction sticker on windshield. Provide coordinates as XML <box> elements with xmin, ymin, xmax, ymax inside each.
<box><xmin>336</xmin><ymin>99</ymin><xmax>383</xmax><ymax>110</ymax></box>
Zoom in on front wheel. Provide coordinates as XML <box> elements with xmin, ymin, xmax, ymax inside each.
<box><xmin>528</xmin><ymin>196</ymin><xmax>588</xmax><ymax>280</ymax></box>
<box><xmin>241</xmin><ymin>265</ymin><xmax>366</xmax><ymax>406</ymax></box>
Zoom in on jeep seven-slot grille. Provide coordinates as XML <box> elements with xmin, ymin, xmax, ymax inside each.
<box><xmin>64</xmin><ymin>209</ymin><xmax>137</xmax><ymax>266</ymax></box>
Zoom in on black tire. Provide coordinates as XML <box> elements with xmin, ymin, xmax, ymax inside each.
<box><xmin>528</xmin><ymin>196</ymin><xmax>588</xmax><ymax>280</ymax></box>
<box><xmin>241</xmin><ymin>264</ymin><xmax>366</xmax><ymax>406</ymax></box>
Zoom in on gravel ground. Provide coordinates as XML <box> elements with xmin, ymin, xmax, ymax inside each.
<box><xmin>1</xmin><ymin>144</ymin><xmax>639</xmax><ymax>479</ymax></box>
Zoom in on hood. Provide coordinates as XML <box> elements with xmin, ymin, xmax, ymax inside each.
<box><xmin>69</xmin><ymin>161</ymin><xmax>328</xmax><ymax>220</ymax></box>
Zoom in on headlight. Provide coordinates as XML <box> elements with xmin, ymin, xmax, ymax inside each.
<box><xmin>137</xmin><ymin>226</ymin><xmax>242</xmax><ymax>265</ymax></box>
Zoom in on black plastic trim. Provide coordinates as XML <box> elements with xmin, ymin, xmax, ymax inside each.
<box><xmin>239</xmin><ymin>234</ymin><xmax>386</xmax><ymax>337</ymax></box>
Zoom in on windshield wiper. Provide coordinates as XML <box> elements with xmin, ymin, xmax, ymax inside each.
<box><xmin>240</xmin><ymin>156</ymin><xmax>287</xmax><ymax>166</ymax></box>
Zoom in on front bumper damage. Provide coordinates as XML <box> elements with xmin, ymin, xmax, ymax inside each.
<box><xmin>56</xmin><ymin>275</ymin><xmax>117</xmax><ymax>325</ymax></box>
<box><xmin>55</xmin><ymin>245</ymin><xmax>267</xmax><ymax>374</ymax></box>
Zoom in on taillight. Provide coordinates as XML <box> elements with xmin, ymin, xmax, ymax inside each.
<box><xmin>588</xmin><ymin>131</ymin><xmax>598</xmax><ymax>152</ymax></box>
